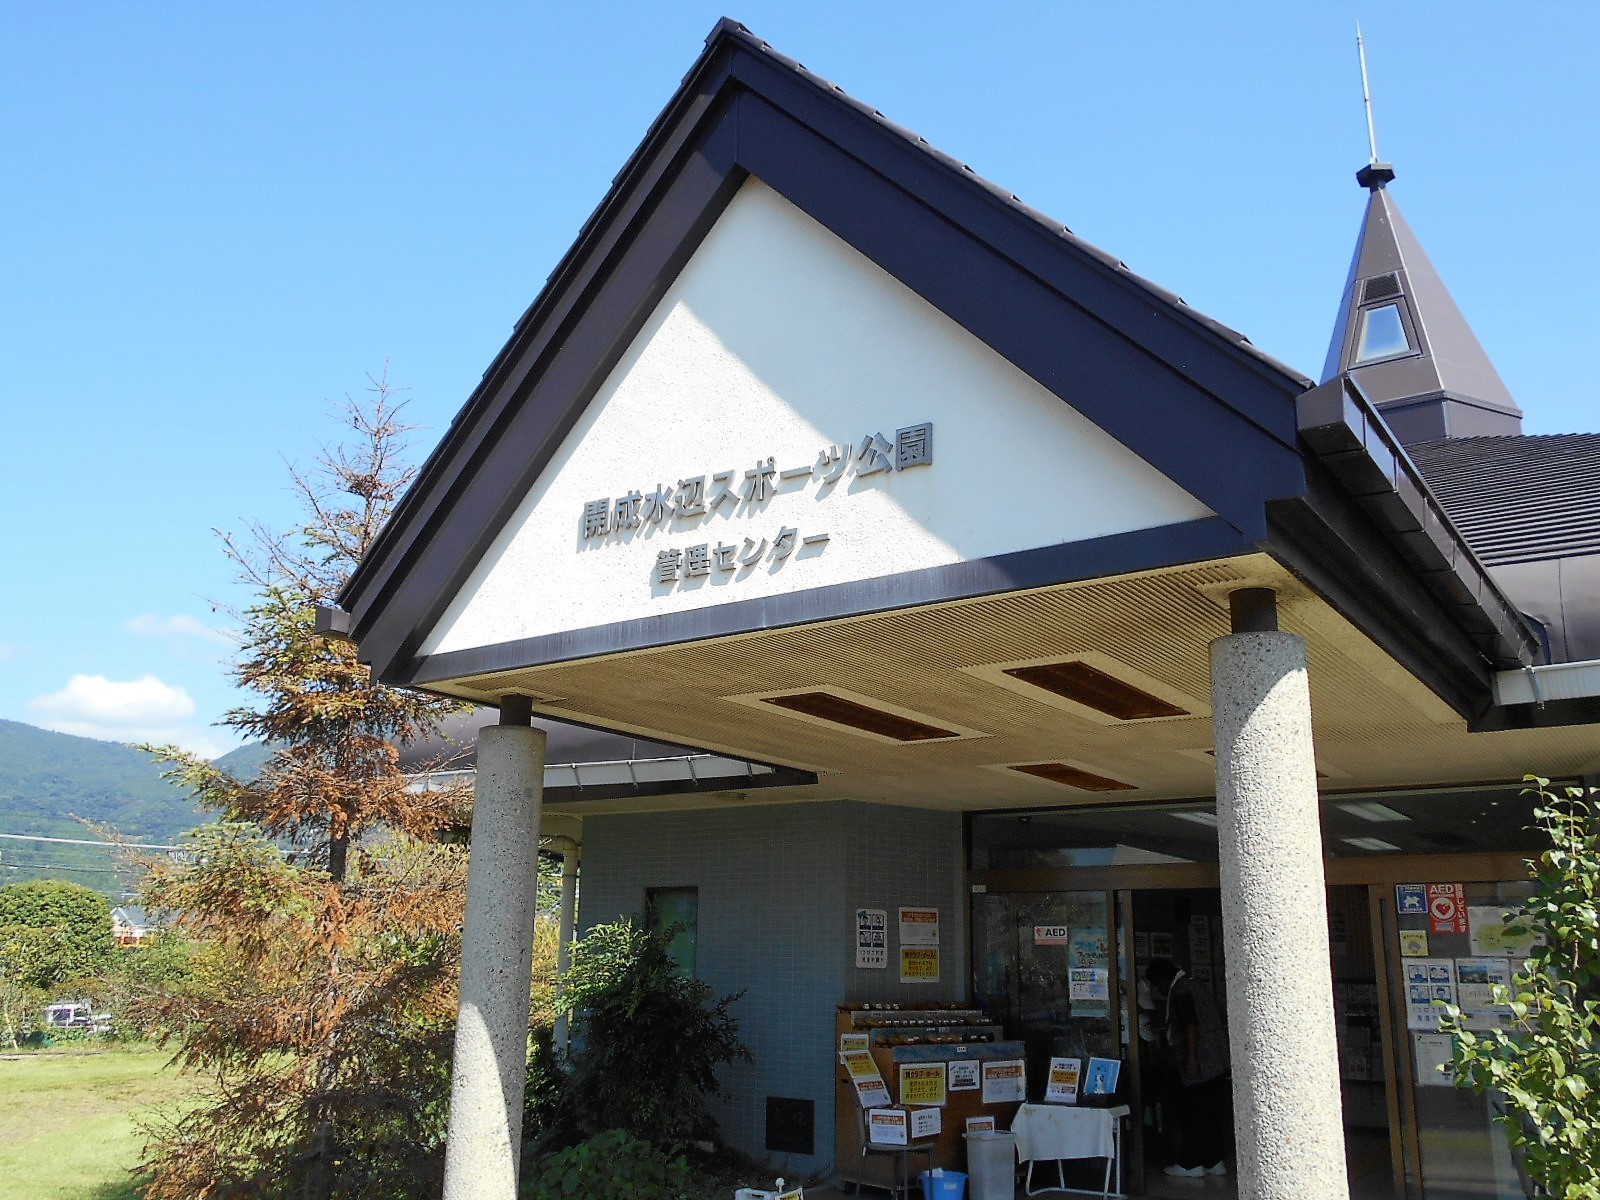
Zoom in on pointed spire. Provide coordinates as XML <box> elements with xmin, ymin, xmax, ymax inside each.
<box><xmin>1321</xmin><ymin>35</ymin><xmax>1523</xmax><ymax>443</ymax></box>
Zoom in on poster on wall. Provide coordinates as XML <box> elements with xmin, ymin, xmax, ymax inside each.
<box><xmin>900</xmin><ymin>946</ymin><xmax>941</xmax><ymax>984</ymax></box>
<box><xmin>1413</xmin><ymin>1033</ymin><xmax>1457</xmax><ymax>1086</ymax></box>
<box><xmin>1399</xmin><ymin>930</ymin><xmax>1430</xmax><ymax>957</ymax></box>
<box><xmin>1427</xmin><ymin>884</ymin><xmax>1469</xmax><ymax>934</ymax></box>
<box><xmin>981</xmin><ymin>1059</ymin><xmax>1026</xmax><ymax>1103</ymax></box>
<box><xmin>1403</xmin><ymin>958</ymin><xmax>1456</xmax><ymax>1030</ymax></box>
<box><xmin>1068</xmin><ymin>928</ymin><xmax>1111</xmax><ymax>1017</ymax></box>
<box><xmin>1189</xmin><ymin>915</ymin><xmax>1212</xmax><ymax>965</ymax></box>
<box><xmin>855</xmin><ymin>908</ymin><xmax>888</xmax><ymax>969</ymax></box>
<box><xmin>947</xmin><ymin>1060</ymin><xmax>981</xmax><ymax>1092</ymax></box>
<box><xmin>1134</xmin><ymin>932</ymin><xmax>1150</xmax><ymax>960</ymax></box>
<box><xmin>1454</xmin><ymin>958</ymin><xmax>1513</xmax><ymax>1030</ymax></box>
<box><xmin>1044</xmin><ymin>1057</ymin><xmax>1081</xmax><ymax>1104</ymax></box>
<box><xmin>1395</xmin><ymin>884</ymin><xmax>1427</xmax><ymax>916</ymax></box>
<box><xmin>1467</xmin><ymin>906</ymin><xmax>1541</xmax><ymax>958</ymax></box>
<box><xmin>900</xmin><ymin>1063</ymin><xmax>948</xmax><ymax>1107</ymax></box>
<box><xmin>1033</xmin><ymin>925</ymin><xmax>1070</xmax><ymax>945</ymax></box>
<box><xmin>899</xmin><ymin>907</ymin><xmax>940</xmax><ymax>946</ymax></box>
<box><xmin>1150</xmin><ymin>932</ymin><xmax>1174</xmax><ymax>959</ymax></box>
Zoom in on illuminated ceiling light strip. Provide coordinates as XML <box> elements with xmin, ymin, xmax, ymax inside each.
<box><xmin>1008</xmin><ymin>762</ymin><xmax>1135</xmax><ymax>792</ymax></box>
<box><xmin>1342</xmin><ymin>836</ymin><xmax>1402</xmax><ymax>852</ymax></box>
<box><xmin>758</xmin><ymin>691</ymin><xmax>959</xmax><ymax>742</ymax></box>
<box><xmin>1337</xmin><ymin>801</ymin><xmax>1411</xmax><ymax>823</ymax></box>
<box><xmin>1002</xmin><ymin>661</ymin><xmax>1188</xmax><ymax>720</ymax></box>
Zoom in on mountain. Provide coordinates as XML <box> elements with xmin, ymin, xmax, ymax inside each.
<box><xmin>214</xmin><ymin>741</ymin><xmax>272</xmax><ymax>780</ymax></box>
<box><xmin>0</xmin><ymin>720</ymin><xmax>210</xmax><ymax>894</ymax></box>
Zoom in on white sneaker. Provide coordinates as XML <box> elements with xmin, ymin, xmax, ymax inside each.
<box><xmin>1206</xmin><ymin>1161</ymin><xmax>1228</xmax><ymax>1176</ymax></box>
<box><xmin>1164</xmin><ymin>1164</ymin><xmax>1204</xmax><ymax>1177</ymax></box>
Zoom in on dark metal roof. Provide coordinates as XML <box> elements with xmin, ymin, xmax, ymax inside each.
<box><xmin>1322</xmin><ymin>166</ymin><xmax>1523</xmax><ymax>444</ymax></box>
<box><xmin>1409</xmin><ymin>435</ymin><xmax>1600</xmax><ymax>566</ymax></box>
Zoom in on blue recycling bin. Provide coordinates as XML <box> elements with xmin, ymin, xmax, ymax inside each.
<box><xmin>920</xmin><ymin>1169</ymin><xmax>967</xmax><ymax>1200</ymax></box>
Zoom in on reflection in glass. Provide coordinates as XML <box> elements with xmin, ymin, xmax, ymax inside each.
<box><xmin>1355</xmin><ymin>304</ymin><xmax>1410</xmax><ymax>362</ymax></box>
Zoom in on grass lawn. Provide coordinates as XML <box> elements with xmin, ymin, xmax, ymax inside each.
<box><xmin>0</xmin><ymin>1046</ymin><xmax>189</xmax><ymax>1200</ymax></box>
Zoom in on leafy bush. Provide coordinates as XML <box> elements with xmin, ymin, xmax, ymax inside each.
<box><xmin>558</xmin><ymin>918</ymin><xmax>749</xmax><ymax>1148</ymax></box>
<box><xmin>1443</xmin><ymin>777</ymin><xmax>1600</xmax><ymax>1200</ymax></box>
<box><xmin>522</xmin><ymin>1129</ymin><xmax>692</xmax><ymax>1200</ymax></box>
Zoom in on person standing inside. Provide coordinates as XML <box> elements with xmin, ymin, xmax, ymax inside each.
<box><xmin>1145</xmin><ymin>958</ymin><xmax>1232</xmax><ymax>1177</ymax></box>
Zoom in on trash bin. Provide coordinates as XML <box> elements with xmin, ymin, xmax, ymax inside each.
<box><xmin>919</xmin><ymin>1168</ymin><xmax>967</xmax><ymax>1200</ymax></box>
<box><xmin>964</xmin><ymin>1131</ymin><xmax>1017</xmax><ymax>1200</ymax></box>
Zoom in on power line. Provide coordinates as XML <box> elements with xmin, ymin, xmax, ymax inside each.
<box><xmin>0</xmin><ymin>832</ymin><xmax>183</xmax><ymax>852</ymax></box>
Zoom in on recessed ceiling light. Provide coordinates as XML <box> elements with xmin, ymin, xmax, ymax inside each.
<box><xmin>1002</xmin><ymin>661</ymin><xmax>1188</xmax><ymax>721</ymax></box>
<box><xmin>1172</xmin><ymin>811</ymin><xmax>1218</xmax><ymax>827</ymax></box>
<box><xmin>1342</xmin><ymin>836</ymin><xmax>1401</xmax><ymax>852</ymax></box>
<box><xmin>758</xmin><ymin>692</ymin><xmax>959</xmax><ymax>742</ymax></box>
<box><xmin>1009</xmin><ymin>763</ymin><xmax>1134</xmax><ymax>792</ymax></box>
<box><xmin>1337</xmin><ymin>801</ymin><xmax>1411</xmax><ymax>823</ymax></box>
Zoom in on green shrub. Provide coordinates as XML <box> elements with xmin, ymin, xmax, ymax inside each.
<box><xmin>522</xmin><ymin>1128</ymin><xmax>692</xmax><ymax>1200</ymax></box>
<box><xmin>1443</xmin><ymin>777</ymin><xmax>1600</xmax><ymax>1200</ymax></box>
<box><xmin>558</xmin><ymin>918</ymin><xmax>749</xmax><ymax>1148</ymax></box>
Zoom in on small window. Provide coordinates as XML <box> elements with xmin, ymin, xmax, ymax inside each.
<box><xmin>1354</xmin><ymin>303</ymin><xmax>1410</xmax><ymax>363</ymax></box>
<box><xmin>645</xmin><ymin>887</ymin><xmax>698</xmax><ymax>976</ymax></box>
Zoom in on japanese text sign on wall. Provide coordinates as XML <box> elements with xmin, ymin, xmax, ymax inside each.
<box><xmin>1427</xmin><ymin>883</ymin><xmax>1468</xmax><ymax>934</ymax></box>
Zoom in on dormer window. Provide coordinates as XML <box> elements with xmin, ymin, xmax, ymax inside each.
<box><xmin>1354</xmin><ymin>303</ymin><xmax>1411</xmax><ymax>363</ymax></box>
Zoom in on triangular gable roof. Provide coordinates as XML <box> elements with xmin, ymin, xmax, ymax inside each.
<box><xmin>340</xmin><ymin>19</ymin><xmax>1316</xmax><ymax>683</ymax></box>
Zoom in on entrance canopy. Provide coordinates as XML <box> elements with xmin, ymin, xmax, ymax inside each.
<box><xmin>337</xmin><ymin>20</ymin><xmax>1596</xmax><ymax>814</ymax></box>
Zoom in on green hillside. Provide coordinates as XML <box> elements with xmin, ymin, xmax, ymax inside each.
<box><xmin>0</xmin><ymin>720</ymin><xmax>212</xmax><ymax>895</ymax></box>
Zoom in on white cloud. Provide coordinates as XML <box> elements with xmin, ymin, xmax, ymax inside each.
<box><xmin>27</xmin><ymin>673</ymin><xmax>212</xmax><ymax>751</ymax></box>
<box><xmin>125</xmin><ymin>613</ymin><xmax>235</xmax><ymax>645</ymax></box>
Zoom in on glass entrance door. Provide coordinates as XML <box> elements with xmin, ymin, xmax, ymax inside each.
<box><xmin>1380</xmin><ymin>880</ymin><xmax>1536</xmax><ymax>1199</ymax></box>
<box><xmin>971</xmin><ymin>890</ymin><xmax>1123</xmax><ymax>1098</ymax></box>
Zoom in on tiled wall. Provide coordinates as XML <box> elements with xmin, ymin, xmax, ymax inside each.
<box><xmin>578</xmin><ymin>799</ymin><xmax>966</xmax><ymax>1178</ymax></box>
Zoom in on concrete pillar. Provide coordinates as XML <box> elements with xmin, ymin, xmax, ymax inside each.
<box><xmin>442</xmin><ymin>717</ymin><xmax>546</xmax><ymax>1200</ymax></box>
<box><xmin>552</xmin><ymin>840</ymin><xmax>579</xmax><ymax>1054</ymax></box>
<box><xmin>1210</xmin><ymin>589</ymin><xmax>1348</xmax><ymax>1200</ymax></box>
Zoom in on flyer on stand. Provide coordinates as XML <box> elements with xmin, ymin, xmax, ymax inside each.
<box><xmin>899</xmin><ymin>1063</ymin><xmax>947</xmax><ymax>1107</ymax></box>
<box><xmin>1044</xmin><ymin>1056</ymin><xmax>1081</xmax><ymax>1104</ymax></box>
<box><xmin>981</xmin><ymin>1059</ymin><xmax>1026</xmax><ymax>1104</ymax></box>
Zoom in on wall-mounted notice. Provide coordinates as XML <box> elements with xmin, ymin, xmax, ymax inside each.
<box><xmin>1034</xmin><ymin>925</ymin><xmax>1070</xmax><ymax>945</ymax></box>
<box><xmin>1403</xmin><ymin>958</ymin><xmax>1456</xmax><ymax>1031</ymax></box>
<box><xmin>948</xmin><ymin>1060</ymin><xmax>981</xmax><ymax>1092</ymax></box>
<box><xmin>1084</xmin><ymin>1057</ymin><xmax>1121</xmax><ymax>1098</ymax></box>
<box><xmin>1189</xmin><ymin>915</ymin><xmax>1212</xmax><ymax>965</ymax></box>
<box><xmin>1427</xmin><ymin>884</ymin><xmax>1468</xmax><ymax>934</ymax></box>
<box><xmin>1133</xmin><ymin>932</ymin><xmax>1150</xmax><ymax>960</ymax></box>
<box><xmin>839</xmin><ymin>1033</ymin><xmax>870</xmax><ymax>1053</ymax></box>
<box><xmin>981</xmin><ymin>1059</ymin><xmax>1026</xmax><ymax>1104</ymax></box>
<box><xmin>840</xmin><ymin>1050</ymin><xmax>890</xmax><ymax>1108</ymax></box>
<box><xmin>1044</xmin><ymin>1057</ymin><xmax>1081</xmax><ymax>1104</ymax></box>
<box><xmin>1413</xmin><ymin>1033</ymin><xmax>1456</xmax><ymax>1086</ymax></box>
<box><xmin>1150</xmin><ymin>932</ymin><xmax>1174</xmax><ymax>959</ymax></box>
<box><xmin>1454</xmin><ymin>957</ymin><xmax>1514</xmax><ymax>1030</ymax></box>
<box><xmin>1467</xmin><ymin>906</ymin><xmax>1540</xmax><ymax>958</ymax></box>
<box><xmin>900</xmin><ymin>1064</ymin><xmax>948</xmax><ymax>1107</ymax></box>
<box><xmin>900</xmin><ymin>946</ymin><xmax>940</xmax><ymax>984</ymax></box>
<box><xmin>1069</xmin><ymin>967</ymin><xmax>1110</xmax><ymax>1004</ymax></box>
<box><xmin>1069</xmin><ymin>928</ymin><xmax>1111</xmax><ymax>1018</ymax></box>
<box><xmin>899</xmin><ymin>907</ymin><xmax>940</xmax><ymax>947</ymax></box>
<box><xmin>855</xmin><ymin>908</ymin><xmax>888</xmax><ymax>969</ymax></box>
<box><xmin>1395</xmin><ymin>884</ymin><xmax>1427</xmax><ymax>916</ymax></box>
<box><xmin>909</xmin><ymin>1107</ymin><xmax>942</xmax><ymax>1140</ymax></box>
<box><xmin>867</xmin><ymin>1107</ymin><xmax>909</xmax><ymax>1145</ymax></box>
<box><xmin>1399</xmin><ymin>930</ymin><xmax>1430</xmax><ymax>958</ymax></box>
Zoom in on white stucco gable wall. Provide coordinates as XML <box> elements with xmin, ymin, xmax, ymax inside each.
<box><xmin>421</xmin><ymin>179</ymin><xmax>1213</xmax><ymax>656</ymax></box>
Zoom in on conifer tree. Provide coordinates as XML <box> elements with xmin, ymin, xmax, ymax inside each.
<box><xmin>138</xmin><ymin>375</ymin><xmax>470</xmax><ymax>1199</ymax></box>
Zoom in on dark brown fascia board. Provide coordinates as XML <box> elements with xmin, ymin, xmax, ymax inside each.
<box><xmin>1280</xmin><ymin>376</ymin><xmax>1538</xmax><ymax>716</ymax></box>
<box><xmin>338</xmin><ymin>20</ymin><xmax>1314</xmax><ymax>683</ymax></box>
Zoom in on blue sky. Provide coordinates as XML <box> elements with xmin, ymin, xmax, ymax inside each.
<box><xmin>2</xmin><ymin>3</ymin><xmax>1595</xmax><ymax>758</ymax></box>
